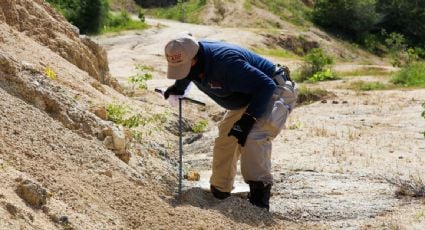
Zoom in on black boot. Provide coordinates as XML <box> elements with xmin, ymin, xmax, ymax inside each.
<box><xmin>210</xmin><ymin>185</ymin><xmax>231</xmax><ymax>200</ymax></box>
<box><xmin>247</xmin><ymin>181</ymin><xmax>272</xmax><ymax>210</ymax></box>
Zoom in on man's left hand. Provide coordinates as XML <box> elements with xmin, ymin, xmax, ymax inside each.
<box><xmin>228</xmin><ymin>113</ymin><xmax>256</xmax><ymax>146</ymax></box>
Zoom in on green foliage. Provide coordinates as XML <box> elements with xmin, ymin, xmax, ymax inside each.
<box><xmin>391</xmin><ymin>62</ymin><xmax>425</xmax><ymax>87</ymax></box>
<box><xmin>145</xmin><ymin>0</ymin><xmax>207</xmax><ymax>24</ymax></box>
<box><xmin>191</xmin><ymin>119</ymin><xmax>208</xmax><ymax>133</ymax></box>
<box><xmin>312</xmin><ymin>0</ymin><xmax>425</xmax><ymax>53</ymax></box>
<box><xmin>106</xmin><ymin>103</ymin><xmax>144</xmax><ymax>128</ymax></box>
<box><xmin>47</xmin><ymin>0</ymin><xmax>109</xmax><ymax>34</ymax></box>
<box><xmin>305</xmin><ymin>48</ymin><xmax>334</xmax><ymax>73</ymax></box>
<box><xmin>313</xmin><ymin>0</ymin><xmax>378</xmax><ymax>34</ymax></box>
<box><xmin>295</xmin><ymin>48</ymin><xmax>335</xmax><ymax>82</ymax></box>
<box><xmin>102</xmin><ymin>11</ymin><xmax>148</xmax><ymax>33</ymax></box>
<box><xmin>308</xmin><ymin>69</ymin><xmax>339</xmax><ymax>82</ymax></box>
<box><xmin>138</xmin><ymin>9</ymin><xmax>146</xmax><ymax>22</ymax></box>
<box><xmin>377</xmin><ymin>0</ymin><xmax>425</xmax><ymax>46</ymax></box>
<box><xmin>246</xmin><ymin>0</ymin><xmax>312</xmax><ymax>26</ymax></box>
<box><xmin>128</xmin><ymin>65</ymin><xmax>153</xmax><ymax>91</ymax></box>
<box><xmin>346</xmin><ymin>80</ymin><xmax>388</xmax><ymax>91</ymax></box>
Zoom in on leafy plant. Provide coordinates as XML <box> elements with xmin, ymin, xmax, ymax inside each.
<box><xmin>128</xmin><ymin>65</ymin><xmax>153</xmax><ymax>92</ymax></box>
<box><xmin>145</xmin><ymin>0</ymin><xmax>207</xmax><ymax>24</ymax></box>
<box><xmin>102</xmin><ymin>11</ymin><xmax>148</xmax><ymax>33</ymax></box>
<box><xmin>106</xmin><ymin>103</ymin><xmax>144</xmax><ymax>128</ymax></box>
<box><xmin>391</xmin><ymin>62</ymin><xmax>425</xmax><ymax>87</ymax></box>
<box><xmin>308</xmin><ymin>69</ymin><xmax>339</xmax><ymax>82</ymax></box>
<box><xmin>191</xmin><ymin>119</ymin><xmax>208</xmax><ymax>133</ymax></box>
<box><xmin>44</xmin><ymin>67</ymin><xmax>57</xmax><ymax>80</ymax></box>
<box><xmin>313</xmin><ymin>0</ymin><xmax>378</xmax><ymax>35</ymax></box>
<box><xmin>295</xmin><ymin>48</ymin><xmax>335</xmax><ymax>82</ymax></box>
<box><xmin>47</xmin><ymin>0</ymin><xmax>109</xmax><ymax>34</ymax></box>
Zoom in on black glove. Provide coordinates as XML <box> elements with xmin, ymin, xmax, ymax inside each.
<box><xmin>277</xmin><ymin>64</ymin><xmax>292</xmax><ymax>82</ymax></box>
<box><xmin>228</xmin><ymin>113</ymin><xmax>256</xmax><ymax>147</ymax></box>
<box><xmin>164</xmin><ymin>85</ymin><xmax>185</xmax><ymax>99</ymax></box>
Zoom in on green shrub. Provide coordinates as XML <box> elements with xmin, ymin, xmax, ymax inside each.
<box><xmin>191</xmin><ymin>119</ymin><xmax>208</xmax><ymax>133</ymax></box>
<box><xmin>305</xmin><ymin>48</ymin><xmax>334</xmax><ymax>73</ymax></box>
<box><xmin>313</xmin><ymin>0</ymin><xmax>378</xmax><ymax>35</ymax></box>
<box><xmin>102</xmin><ymin>11</ymin><xmax>148</xmax><ymax>33</ymax></box>
<box><xmin>391</xmin><ymin>62</ymin><xmax>425</xmax><ymax>87</ymax></box>
<box><xmin>145</xmin><ymin>0</ymin><xmax>207</xmax><ymax>24</ymax></box>
<box><xmin>127</xmin><ymin>65</ymin><xmax>153</xmax><ymax>94</ymax></box>
<box><xmin>294</xmin><ymin>48</ymin><xmax>335</xmax><ymax>82</ymax></box>
<box><xmin>47</xmin><ymin>0</ymin><xmax>109</xmax><ymax>34</ymax></box>
<box><xmin>106</xmin><ymin>103</ymin><xmax>144</xmax><ymax>128</ymax></box>
<box><xmin>138</xmin><ymin>9</ymin><xmax>146</xmax><ymax>22</ymax></box>
<box><xmin>308</xmin><ymin>69</ymin><xmax>339</xmax><ymax>82</ymax></box>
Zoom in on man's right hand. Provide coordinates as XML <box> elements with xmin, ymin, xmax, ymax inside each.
<box><xmin>164</xmin><ymin>85</ymin><xmax>185</xmax><ymax>99</ymax></box>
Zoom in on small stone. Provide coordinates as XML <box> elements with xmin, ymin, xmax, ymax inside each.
<box><xmin>99</xmin><ymin>170</ymin><xmax>113</xmax><ymax>177</ymax></box>
<box><xmin>42</xmin><ymin>205</ymin><xmax>50</xmax><ymax>214</ymax></box>
<box><xmin>90</xmin><ymin>106</ymin><xmax>107</xmax><ymax>120</ymax></box>
<box><xmin>185</xmin><ymin>171</ymin><xmax>200</xmax><ymax>181</ymax></box>
<box><xmin>342</xmin><ymin>101</ymin><xmax>348</xmax><ymax>104</ymax></box>
<box><xmin>6</xmin><ymin>203</ymin><xmax>18</xmax><ymax>216</ymax></box>
<box><xmin>398</xmin><ymin>156</ymin><xmax>403</xmax><ymax>159</ymax></box>
<box><xmin>103</xmin><ymin>136</ymin><xmax>114</xmax><ymax>150</ymax></box>
<box><xmin>58</xmin><ymin>215</ymin><xmax>69</xmax><ymax>225</ymax></box>
<box><xmin>115</xmin><ymin>151</ymin><xmax>130</xmax><ymax>164</ymax></box>
<box><xmin>321</xmin><ymin>100</ymin><xmax>327</xmax><ymax>103</ymax></box>
<box><xmin>16</xmin><ymin>180</ymin><xmax>47</xmax><ymax>208</ymax></box>
<box><xmin>332</xmin><ymin>101</ymin><xmax>339</xmax><ymax>104</ymax></box>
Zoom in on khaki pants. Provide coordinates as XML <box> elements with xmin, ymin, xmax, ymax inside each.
<box><xmin>209</xmin><ymin>83</ymin><xmax>296</xmax><ymax>192</ymax></box>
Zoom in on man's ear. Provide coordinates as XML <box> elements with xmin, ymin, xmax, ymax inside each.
<box><xmin>191</xmin><ymin>58</ymin><xmax>197</xmax><ymax>66</ymax></box>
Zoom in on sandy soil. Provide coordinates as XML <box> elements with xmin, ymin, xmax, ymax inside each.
<box><xmin>96</xmin><ymin>17</ymin><xmax>425</xmax><ymax>229</ymax></box>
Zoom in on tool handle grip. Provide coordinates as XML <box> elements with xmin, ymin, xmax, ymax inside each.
<box><xmin>154</xmin><ymin>88</ymin><xmax>206</xmax><ymax>106</ymax></box>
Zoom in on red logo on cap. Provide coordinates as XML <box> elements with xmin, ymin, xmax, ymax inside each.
<box><xmin>167</xmin><ymin>53</ymin><xmax>182</xmax><ymax>63</ymax></box>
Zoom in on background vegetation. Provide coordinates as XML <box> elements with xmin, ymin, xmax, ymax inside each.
<box><xmin>46</xmin><ymin>0</ymin><xmax>147</xmax><ymax>34</ymax></box>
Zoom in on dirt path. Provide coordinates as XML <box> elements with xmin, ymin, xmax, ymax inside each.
<box><xmin>96</xmin><ymin>18</ymin><xmax>425</xmax><ymax>229</ymax></box>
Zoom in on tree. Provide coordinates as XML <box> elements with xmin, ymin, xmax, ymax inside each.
<box><xmin>313</xmin><ymin>0</ymin><xmax>379</xmax><ymax>36</ymax></box>
<box><xmin>376</xmin><ymin>0</ymin><xmax>425</xmax><ymax>46</ymax></box>
<box><xmin>47</xmin><ymin>0</ymin><xmax>109</xmax><ymax>34</ymax></box>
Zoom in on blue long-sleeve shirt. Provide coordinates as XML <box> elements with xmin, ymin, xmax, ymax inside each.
<box><xmin>174</xmin><ymin>41</ymin><xmax>277</xmax><ymax>119</ymax></box>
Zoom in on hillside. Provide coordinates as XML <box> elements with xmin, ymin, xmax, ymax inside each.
<box><xmin>1</xmin><ymin>0</ymin><xmax>425</xmax><ymax>229</ymax></box>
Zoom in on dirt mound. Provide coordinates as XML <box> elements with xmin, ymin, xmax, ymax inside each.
<box><xmin>0</xmin><ymin>0</ymin><xmax>120</xmax><ymax>91</ymax></box>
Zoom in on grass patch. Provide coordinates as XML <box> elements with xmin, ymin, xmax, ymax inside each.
<box><xmin>296</xmin><ymin>85</ymin><xmax>332</xmax><ymax>105</ymax></box>
<box><xmin>391</xmin><ymin>62</ymin><xmax>425</xmax><ymax>87</ymax></box>
<box><xmin>191</xmin><ymin>119</ymin><xmax>208</xmax><ymax>133</ymax></box>
<box><xmin>246</xmin><ymin>0</ymin><xmax>312</xmax><ymax>27</ymax></box>
<box><xmin>101</xmin><ymin>11</ymin><xmax>148</xmax><ymax>34</ymax></box>
<box><xmin>252</xmin><ymin>47</ymin><xmax>299</xmax><ymax>59</ymax></box>
<box><xmin>345</xmin><ymin>80</ymin><xmax>390</xmax><ymax>91</ymax></box>
<box><xmin>337</xmin><ymin>67</ymin><xmax>392</xmax><ymax>77</ymax></box>
<box><xmin>145</xmin><ymin>0</ymin><xmax>207</xmax><ymax>24</ymax></box>
<box><xmin>385</xmin><ymin>175</ymin><xmax>425</xmax><ymax>198</ymax></box>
